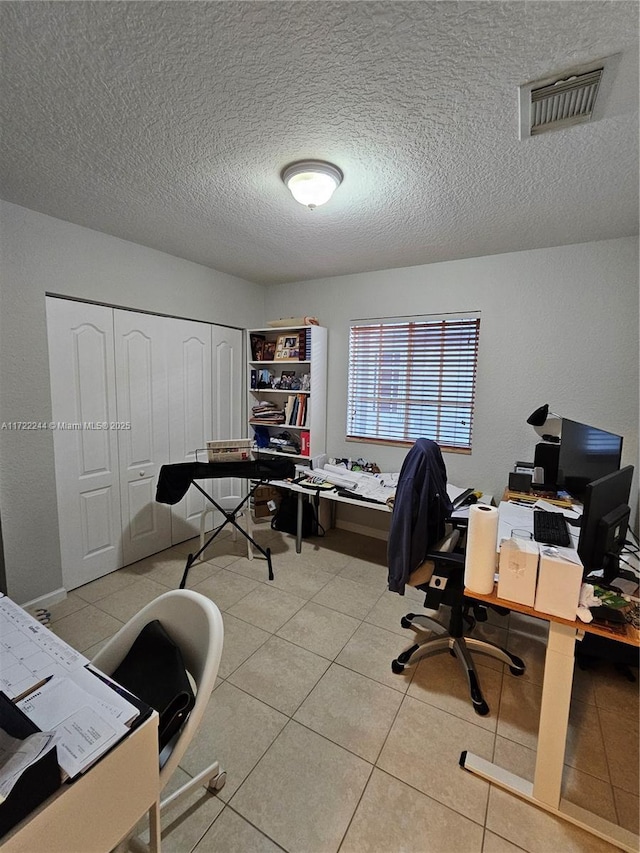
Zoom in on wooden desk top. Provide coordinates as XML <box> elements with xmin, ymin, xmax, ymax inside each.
<box><xmin>466</xmin><ymin>585</ymin><xmax>640</xmax><ymax>648</ymax></box>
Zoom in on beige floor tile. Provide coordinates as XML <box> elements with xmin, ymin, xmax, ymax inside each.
<box><xmin>482</xmin><ymin>830</ymin><xmax>528</xmax><ymax>853</ymax></box>
<box><xmin>503</xmin><ymin>624</ymin><xmax>548</xmax><ymax>686</ymax></box>
<box><xmin>226</xmin><ymin>584</ymin><xmax>306</xmax><ymax>633</ymax></box>
<box><xmin>228</xmin><ymin>635</ymin><xmax>330</xmax><ymax>715</ymax></box>
<box><xmin>134</xmin><ymin>767</ymin><xmax>224</xmax><ymax>853</ymax></box>
<box><xmin>341</xmin><ymin>767</ymin><xmax>484</xmax><ymax>853</ymax></box>
<box><xmin>338</xmin><ymin>556</ymin><xmax>389</xmax><ymax>590</ymax></box>
<box><xmin>49</xmin><ymin>604</ymin><xmax>123</xmax><ymax>653</ymax></box>
<box><xmin>378</xmin><ymin>694</ymin><xmax>494</xmax><ymax>824</ymax></box>
<box><xmin>46</xmin><ymin>591</ymin><xmax>88</xmax><ymax>622</ymax></box>
<box><xmin>598</xmin><ymin>706</ymin><xmax>639</xmax><ymax>795</ymax></box>
<box><xmin>180</xmin><ymin>682</ymin><xmax>288</xmax><ymax>802</ymax></box>
<box><xmin>128</xmin><ymin>548</ymin><xmax>220</xmax><ymax>589</ymax></box>
<box><xmin>230</xmin><ymin>721</ymin><xmax>371</xmax><ymax>853</ymax></box>
<box><xmin>336</xmin><ymin>621</ymin><xmax>413</xmax><ymax>692</ymax></box>
<box><xmin>194</xmin><ymin>807</ymin><xmax>282</xmax><ymax>852</ymax></box>
<box><xmin>497</xmin><ymin>674</ymin><xmax>542</xmax><ymax>751</ymax></box>
<box><xmin>364</xmin><ymin>589</ymin><xmax>438</xmax><ymax>637</ymax></box>
<box><xmin>294</xmin><ymin>663</ymin><xmax>402</xmax><ymax>762</ymax></box>
<box><xmin>486</xmin><ymin>786</ymin><xmax>622</xmax><ymax>853</ymax></box>
<box><xmin>92</xmin><ymin>577</ymin><xmax>173</xmax><ymax>623</ymax></box>
<box><xmin>311</xmin><ymin>574</ymin><xmax>383</xmax><ymax>620</ymax></box>
<box><xmin>191</xmin><ymin>568</ymin><xmax>259</xmax><ymax>611</ymax></box>
<box><xmin>74</xmin><ymin>567</ymin><xmax>141</xmax><ymax>603</ymax></box>
<box><xmin>494</xmin><ymin>736</ymin><xmax>618</xmax><ymax>825</ymax></box>
<box><xmin>565</xmin><ymin>699</ymin><xmax>610</xmax><ymax>782</ymax></box>
<box><xmin>276</xmin><ymin>600</ymin><xmax>360</xmax><ymax>659</ymax></box>
<box><xmin>407</xmin><ymin>654</ymin><xmax>502</xmax><ymax>730</ymax></box>
<box><xmin>225</xmin><ymin>555</ymin><xmax>282</xmax><ymax>582</ymax></box>
<box><xmin>613</xmin><ymin>786</ymin><xmax>640</xmax><ymax>834</ymax></box>
<box><xmin>174</xmin><ymin>535</ymin><xmax>249</xmax><ymax>569</ymax></box>
<box><xmin>571</xmin><ymin>665</ymin><xmax>596</xmax><ymax>705</ymax></box>
<box><xmin>267</xmin><ymin>561</ymin><xmax>335</xmax><ymax>599</ymax></box>
<box><xmin>592</xmin><ymin>663</ymin><xmax>640</xmax><ymax>714</ymax></box>
<box><xmin>216</xmin><ymin>612</ymin><xmax>271</xmax><ymax>679</ymax></box>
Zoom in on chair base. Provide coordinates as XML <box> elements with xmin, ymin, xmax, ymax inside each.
<box><xmin>391</xmin><ymin>612</ymin><xmax>525</xmax><ymax>716</ymax></box>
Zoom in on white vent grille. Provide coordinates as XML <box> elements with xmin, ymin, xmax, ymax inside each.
<box><xmin>519</xmin><ymin>56</ymin><xmax>618</xmax><ymax>140</ymax></box>
<box><xmin>530</xmin><ymin>69</ymin><xmax>602</xmax><ymax>134</ymax></box>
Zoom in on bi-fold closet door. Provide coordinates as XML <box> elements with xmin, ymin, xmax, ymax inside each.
<box><xmin>46</xmin><ymin>297</ymin><xmax>243</xmax><ymax>591</ymax></box>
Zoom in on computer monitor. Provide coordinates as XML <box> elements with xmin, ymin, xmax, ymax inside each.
<box><xmin>557</xmin><ymin>419</ymin><xmax>623</xmax><ymax>499</ymax></box>
<box><xmin>578</xmin><ymin>465</ymin><xmax>634</xmax><ymax>581</ymax></box>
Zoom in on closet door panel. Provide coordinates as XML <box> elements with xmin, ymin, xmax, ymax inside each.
<box><xmin>114</xmin><ymin>311</ymin><xmax>172</xmax><ymax>564</ymax></box>
<box><xmin>168</xmin><ymin>320</ymin><xmax>212</xmax><ymax>544</ymax></box>
<box><xmin>46</xmin><ymin>298</ymin><xmax>122</xmax><ymax>590</ymax></box>
<box><xmin>209</xmin><ymin>326</ymin><xmax>244</xmax><ymax>512</ymax></box>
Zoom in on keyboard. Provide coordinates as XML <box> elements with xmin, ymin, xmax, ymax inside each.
<box><xmin>533</xmin><ymin>510</ymin><xmax>571</xmax><ymax>547</ymax></box>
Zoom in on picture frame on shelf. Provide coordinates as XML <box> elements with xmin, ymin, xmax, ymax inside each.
<box><xmin>275</xmin><ymin>333</ymin><xmax>299</xmax><ymax>360</ymax></box>
<box><xmin>250</xmin><ymin>333</ymin><xmax>265</xmax><ymax>361</ymax></box>
<box><xmin>263</xmin><ymin>340</ymin><xmax>276</xmax><ymax>361</ymax></box>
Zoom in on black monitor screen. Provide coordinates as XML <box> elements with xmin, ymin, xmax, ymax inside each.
<box><xmin>578</xmin><ymin>465</ymin><xmax>633</xmax><ymax>575</ymax></box>
<box><xmin>557</xmin><ymin>419</ymin><xmax>623</xmax><ymax>499</ymax></box>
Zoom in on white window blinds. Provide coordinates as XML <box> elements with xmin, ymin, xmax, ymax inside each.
<box><xmin>347</xmin><ymin>315</ymin><xmax>480</xmax><ymax>452</ymax></box>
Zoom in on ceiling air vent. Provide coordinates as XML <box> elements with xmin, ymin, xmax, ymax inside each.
<box><xmin>519</xmin><ymin>55</ymin><xmax>618</xmax><ymax>139</ymax></box>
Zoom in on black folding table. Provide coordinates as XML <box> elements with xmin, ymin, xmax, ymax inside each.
<box><xmin>156</xmin><ymin>456</ymin><xmax>296</xmax><ymax>587</ymax></box>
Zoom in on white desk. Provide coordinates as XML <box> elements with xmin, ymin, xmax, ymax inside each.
<box><xmin>461</xmin><ymin>589</ymin><xmax>639</xmax><ymax>851</ymax></box>
<box><xmin>271</xmin><ymin>479</ymin><xmax>392</xmax><ymax>553</ymax></box>
<box><xmin>2</xmin><ymin>712</ymin><xmax>161</xmax><ymax>853</ymax></box>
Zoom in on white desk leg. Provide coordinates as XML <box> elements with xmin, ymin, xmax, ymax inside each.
<box><xmin>532</xmin><ymin>621</ymin><xmax>576</xmax><ymax>806</ymax></box>
<box><xmin>148</xmin><ymin>800</ymin><xmax>161</xmax><ymax>853</ymax></box>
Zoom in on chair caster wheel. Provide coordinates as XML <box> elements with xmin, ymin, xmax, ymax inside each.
<box><xmin>509</xmin><ymin>656</ymin><xmax>526</xmax><ymax>676</ymax></box>
<box><xmin>391</xmin><ymin>660</ymin><xmax>405</xmax><ymax>674</ymax></box>
<box><xmin>207</xmin><ymin>770</ymin><xmax>226</xmax><ymax>793</ymax></box>
<box><xmin>400</xmin><ymin>616</ymin><xmax>412</xmax><ymax>629</ymax></box>
<box><xmin>473</xmin><ymin>701</ymin><xmax>490</xmax><ymax>716</ymax></box>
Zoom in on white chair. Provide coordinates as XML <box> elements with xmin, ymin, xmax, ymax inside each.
<box><xmin>199</xmin><ymin>493</ymin><xmax>254</xmax><ymax>561</ymax></box>
<box><xmin>92</xmin><ymin>590</ymin><xmax>225</xmax><ymax>851</ymax></box>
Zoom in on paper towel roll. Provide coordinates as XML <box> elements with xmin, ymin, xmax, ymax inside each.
<box><xmin>464</xmin><ymin>504</ymin><xmax>499</xmax><ymax>594</ymax></box>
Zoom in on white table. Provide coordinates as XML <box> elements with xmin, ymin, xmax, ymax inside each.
<box><xmin>460</xmin><ymin>587</ymin><xmax>639</xmax><ymax>852</ymax></box>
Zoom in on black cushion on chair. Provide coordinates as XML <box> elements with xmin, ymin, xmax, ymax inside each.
<box><xmin>112</xmin><ymin>620</ymin><xmax>195</xmax><ymax>751</ymax></box>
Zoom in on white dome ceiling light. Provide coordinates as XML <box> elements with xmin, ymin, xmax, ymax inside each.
<box><xmin>282</xmin><ymin>160</ymin><xmax>343</xmax><ymax>210</ymax></box>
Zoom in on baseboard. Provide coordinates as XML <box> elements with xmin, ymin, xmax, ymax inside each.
<box><xmin>334</xmin><ymin>520</ymin><xmax>388</xmax><ymax>541</ymax></box>
<box><xmin>22</xmin><ymin>588</ymin><xmax>67</xmax><ymax>611</ymax></box>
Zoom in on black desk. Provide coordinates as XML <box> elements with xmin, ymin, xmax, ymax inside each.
<box><xmin>156</xmin><ymin>457</ymin><xmax>295</xmax><ymax>585</ymax></box>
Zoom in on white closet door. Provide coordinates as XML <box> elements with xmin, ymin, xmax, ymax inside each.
<box><xmin>114</xmin><ymin>310</ymin><xmax>172</xmax><ymax>565</ymax></box>
<box><xmin>168</xmin><ymin>319</ymin><xmax>213</xmax><ymax>544</ymax></box>
<box><xmin>46</xmin><ymin>298</ymin><xmax>122</xmax><ymax>589</ymax></box>
<box><xmin>209</xmin><ymin>326</ymin><xmax>244</xmax><ymax>520</ymax></box>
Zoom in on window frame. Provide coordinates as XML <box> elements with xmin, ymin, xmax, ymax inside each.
<box><xmin>346</xmin><ymin>313</ymin><xmax>481</xmax><ymax>454</ymax></box>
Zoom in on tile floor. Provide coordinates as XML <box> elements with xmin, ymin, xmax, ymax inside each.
<box><xmin>46</xmin><ymin>525</ymin><xmax>639</xmax><ymax>853</ymax></box>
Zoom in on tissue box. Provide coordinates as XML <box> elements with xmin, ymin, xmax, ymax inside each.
<box><xmin>498</xmin><ymin>538</ymin><xmax>539</xmax><ymax>606</ymax></box>
<box><xmin>534</xmin><ymin>549</ymin><xmax>583</xmax><ymax>620</ymax></box>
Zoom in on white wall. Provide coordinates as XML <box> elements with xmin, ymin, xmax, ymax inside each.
<box><xmin>0</xmin><ymin>201</ymin><xmax>266</xmax><ymax>605</ymax></box>
<box><xmin>265</xmin><ymin>237</ymin><xmax>639</xmax><ymax>532</ymax></box>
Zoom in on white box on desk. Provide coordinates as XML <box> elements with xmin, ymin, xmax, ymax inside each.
<box><xmin>498</xmin><ymin>538</ymin><xmax>539</xmax><ymax>606</ymax></box>
<box><xmin>534</xmin><ymin>549</ymin><xmax>583</xmax><ymax>621</ymax></box>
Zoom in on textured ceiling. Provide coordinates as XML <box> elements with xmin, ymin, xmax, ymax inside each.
<box><xmin>1</xmin><ymin>1</ymin><xmax>638</xmax><ymax>285</ymax></box>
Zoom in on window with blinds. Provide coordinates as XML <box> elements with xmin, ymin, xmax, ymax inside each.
<box><xmin>347</xmin><ymin>315</ymin><xmax>480</xmax><ymax>452</ymax></box>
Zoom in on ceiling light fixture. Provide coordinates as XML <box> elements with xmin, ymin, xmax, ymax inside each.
<box><xmin>281</xmin><ymin>160</ymin><xmax>343</xmax><ymax>209</ymax></box>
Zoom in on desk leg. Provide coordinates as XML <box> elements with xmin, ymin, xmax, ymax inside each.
<box><xmin>296</xmin><ymin>491</ymin><xmax>303</xmax><ymax>554</ymax></box>
<box><xmin>148</xmin><ymin>800</ymin><xmax>161</xmax><ymax>853</ymax></box>
<box><xmin>460</xmin><ymin>620</ymin><xmax>639</xmax><ymax>852</ymax></box>
<box><xmin>532</xmin><ymin>621</ymin><xmax>575</xmax><ymax>806</ymax></box>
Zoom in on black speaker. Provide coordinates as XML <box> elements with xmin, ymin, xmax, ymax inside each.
<box><xmin>533</xmin><ymin>443</ymin><xmax>560</xmax><ymax>485</ymax></box>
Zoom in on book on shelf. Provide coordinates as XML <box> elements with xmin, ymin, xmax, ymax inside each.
<box><xmin>301</xmin><ymin>430</ymin><xmax>310</xmax><ymax>456</ymax></box>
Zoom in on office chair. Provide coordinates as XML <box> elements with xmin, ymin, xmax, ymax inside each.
<box><xmin>387</xmin><ymin>438</ymin><xmax>524</xmax><ymax>716</ymax></box>
<box><xmin>92</xmin><ymin>590</ymin><xmax>225</xmax><ymax>851</ymax></box>
<box><xmin>391</xmin><ymin>528</ymin><xmax>525</xmax><ymax>715</ymax></box>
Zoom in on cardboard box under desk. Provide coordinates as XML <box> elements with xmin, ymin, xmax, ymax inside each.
<box><xmin>253</xmin><ymin>485</ymin><xmax>281</xmax><ymax>502</ymax></box>
<box><xmin>0</xmin><ymin>692</ymin><xmax>61</xmax><ymax>838</ymax></box>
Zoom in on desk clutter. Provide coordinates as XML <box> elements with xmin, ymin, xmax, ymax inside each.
<box><xmin>463</xmin><ymin>499</ymin><xmax>639</xmax><ymax>628</ymax></box>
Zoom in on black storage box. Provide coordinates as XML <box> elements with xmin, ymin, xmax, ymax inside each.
<box><xmin>0</xmin><ymin>691</ymin><xmax>61</xmax><ymax>838</ymax></box>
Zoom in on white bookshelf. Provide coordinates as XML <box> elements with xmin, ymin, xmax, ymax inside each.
<box><xmin>247</xmin><ymin>324</ymin><xmax>327</xmax><ymax>462</ymax></box>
